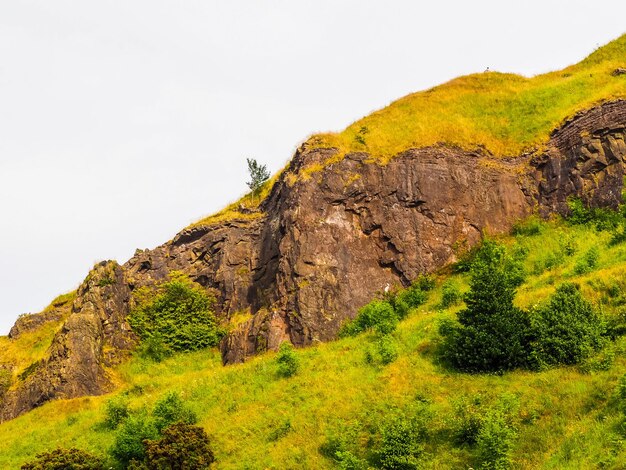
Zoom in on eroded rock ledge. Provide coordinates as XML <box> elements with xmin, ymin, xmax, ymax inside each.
<box><xmin>2</xmin><ymin>101</ymin><xmax>626</xmax><ymax>421</ymax></box>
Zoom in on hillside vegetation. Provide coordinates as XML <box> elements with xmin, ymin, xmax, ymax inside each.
<box><xmin>190</xmin><ymin>34</ymin><xmax>626</xmax><ymax>229</ymax></box>
<box><xmin>4</xmin><ymin>215</ymin><xmax>626</xmax><ymax>468</ymax></box>
<box><xmin>312</xmin><ymin>34</ymin><xmax>626</xmax><ymax>160</ymax></box>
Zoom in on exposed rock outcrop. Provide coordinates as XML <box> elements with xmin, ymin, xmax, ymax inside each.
<box><xmin>8</xmin><ymin>310</ymin><xmax>66</xmax><ymax>340</ymax></box>
<box><xmin>2</xmin><ymin>100</ymin><xmax>626</xmax><ymax>421</ymax></box>
<box><xmin>0</xmin><ymin>261</ymin><xmax>136</xmax><ymax>421</ymax></box>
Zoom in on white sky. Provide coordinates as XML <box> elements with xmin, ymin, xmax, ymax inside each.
<box><xmin>1</xmin><ymin>0</ymin><xmax>625</xmax><ymax>334</ymax></box>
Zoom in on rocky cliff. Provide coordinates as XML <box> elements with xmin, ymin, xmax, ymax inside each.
<box><xmin>2</xmin><ymin>100</ymin><xmax>626</xmax><ymax>422</ymax></box>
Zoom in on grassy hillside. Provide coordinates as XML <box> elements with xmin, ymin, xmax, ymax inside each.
<box><xmin>188</xmin><ymin>34</ymin><xmax>626</xmax><ymax>229</ymax></box>
<box><xmin>312</xmin><ymin>34</ymin><xmax>626</xmax><ymax>160</ymax></box>
<box><xmin>4</xmin><ymin>217</ymin><xmax>626</xmax><ymax>468</ymax></box>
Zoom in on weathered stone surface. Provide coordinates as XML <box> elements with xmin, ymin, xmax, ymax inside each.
<box><xmin>3</xmin><ymin>100</ymin><xmax>626</xmax><ymax>421</ymax></box>
<box><xmin>0</xmin><ymin>261</ymin><xmax>136</xmax><ymax>421</ymax></box>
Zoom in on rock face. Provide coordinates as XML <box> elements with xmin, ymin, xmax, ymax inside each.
<box><xmin>0</xmin><ymin>261</ymin><xmax>136</xmax><ymax>421</ymax></box>
<box><xmin>2</xmin><ymin>100</ymin><xmax>626</xmax><ymax>421</ymax></box>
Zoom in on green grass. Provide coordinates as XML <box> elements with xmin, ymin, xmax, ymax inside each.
<box><xmin>183</xmin><ymin>35</ymin><xmax>626</xmax><ymax>229</ymax></box>
<box><xmin>5</xmin><ymin>219</ymin><xmax>626</xmax><ymax>468</ymax></box>
<box><xmin>310</xmin><ymin>34</ymin><xmax>626</xmax><ymax>161</ymax></box>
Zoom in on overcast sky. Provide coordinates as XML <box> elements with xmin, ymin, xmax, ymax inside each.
<box><xmin>1</xmin><ymin>1</ymin><xmax>625</xmax><ymax>334</ymax></box>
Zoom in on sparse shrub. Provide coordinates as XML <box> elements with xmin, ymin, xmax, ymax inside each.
<box><xmin>391</xmin><ymin>282</ymin><xmax>428</xmax><ymax>319</ymax></box>
<box><xmin>605</xmin><ymin>307</ymin><xmax>626</xmax><ymax>339</ymax></box>
<box><xmin>341</xmin><ymin>300</ymin><xmax>398</xmax><ymax>336</ymax></box>
<box><xmin>414</xmin><ymin>275</ymin><xmax>436</xmax><ymax>292</ymax></box>
<box><xmin>136</xmin><ymin>333</ymin><xmax>172</xmax><ymax>363</ymax></box>
<box><xmin>335</xmin><ymin>451</ymin><xmax>368</xmax><ymax>470</ymax></box>
<box><xmin>610</xmin><ymin>226</ymin><xmax>626</xmax><ymax>246</ymax></box>
<box><xmin>567</xmin><ymin>198</ymin><xmax>622</xmax><ymax>231</ymax></box>
<box><xmin>377</xmin><ymin>335</ymin><xmax>398</xmax><ymax>365</ymax></box>
<box><xmin>453</xmin><ymin>244</ymin><xmax>481</xmax><ymax>273</ymax></box>
<box><xmin>512</xmin><ymin>217</ymin><xmax>544</xmax><ymax>236</ymax></box>
<box><xmin>276</xmin><ymin>341</ymin><xmax>299</xmax><ymax>378</ymax></box>
<box><xmin>139</xmin><ymin>422</ymin><xmax>214</xmax><ymax>469</ymax></box>
<box><xmin>530</xmin><ymin>283</ymin><xmax>604</xmax><ymax>368</ymax></box>
<box><xmin>246</xmin><ymin>158</ymin><xmax>270</xmax><ymax>193</ymax></box>
<box><xmin>0</xmin><ymin>368</ymin><xmax>11</xmax><ymax>395</ymax></box>
<box><xmin>567</xmin><ymin>198</ymin><xmax>593</xmax><ymax>226</ymax></box>
<box><xmin>354</xmin><ymin>126</ymin><xmax>369</xmax><ymax>146</ymax></box>
<box><xmin>618</xmin><ymin>374</ymin><xmax>626</xmax><ymax>412</ymax></box>
<box><xmin>19</xmin><ymin>360</ymin><xmax>42</xmax><ymax>381</ymax></box>
<box><xmin>378</xmin><ymin>407</ymin><xmax>430</xmax><ymax>469</ymax></box>
<box><xmin>476</xmin><ymin>395</ymin><xmax>519</xmax><ymax>470</ymax></box>
<box><xmin>103</xmin><ymin>395</ymin><xmax>131</xmax><ymax>429</ymax></box>
<box><xmin>152</xmin><ymin>391</ymin><xmax>197</xmax><ymax>432</ymax></box>
<box><xmin>439</xmin><ymin>279</ymin><xmax>462</xmax><ymax>310</ymax></box>
<box><xmin>579</xmin><ymin>346</ymin><xmax>615</xmax><ymax>373</ymax></box>
<box><xmin>128</xmin><ymin>276</ymin><xmax>223</xmax><ymax>352</ymax></box>
<box><xmin>320</xmin><ymin>428</ymin><xmax>368</xmax><ymax>469</ymax></box>
<box><xmin>450</xmin><ymin>394</ymin><xmax>485</xmax><ymax>446</ymax></box>
<box><xmin>440</xmin><ymin>241</ymin><xmax>531</xmax><ymax>372</ymax></box>
<box><xmin>21</xmin><ymin>448</ymin><xmax>104</xmax><ymax>470</ymax></box>
<box><xmin>560</xmin><ymin>234</ymin><xmax>577</xmax><ymax>256</ymax></box>
<box><xmin>97</xmin><ymin>276</ymin><xmax>115</xmax><ymax>287</ymax></box>
<box><xmin>573</xmin><ymin>246</ymin><xmax>600</xmax><ymax>275</ymax></box>
<box><xmin>531</xmin><ymin>250</ymin><xmax>565</xmax><ymax>275</ymax></box>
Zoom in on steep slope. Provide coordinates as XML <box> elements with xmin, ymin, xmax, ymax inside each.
<box><xmin>3</xmin><ymin>220</ymin><xmax>626</xmax><ymax>469</ymax></box>
<box><xmin>1</xmin><ymin>35</ymin><xmax>626</xmax><ymax>422</ymax></box>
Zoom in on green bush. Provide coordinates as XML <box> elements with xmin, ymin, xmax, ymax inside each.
<box><xmin>476</xmin><ymin>395</ymin><xmax>519</xmax><ymax>470</ymax></box>
<box><xmin>392</xmin><ymin>283</ymin><xmax>428</xmax><ymax>319</ymax></box>
<box><xmin>21</xmin><ymin>448</ymin><xmax>104</xmax><ymax>470</ymax></box>
<box><xmin>135</xmin><ymin>422</ymin><xmax>215</xmax><ymax>470</ymax></box>
<box><xmin>376</xmin><ymin>335</ymin><xmax>399</xmax><ymax>365</ymax></box>
<box><xmin>276</xmin><ymin>342</ymin><xmax>299</xmax><ymax>378</ymax></box>
<box><xmin>128</xmin><ymin>276</ymin><xmax>223</xmax><ymax>352</ymax></box>
<box><xmin>152</xmin><ymin>392</ymin><xmax>198</xmax><ymax>432</ymax></box>
<box><xmin>378</xmin><ymin>407</ymin><xmax>430</xmax><ymax>469</ymax></box>
<box><xmin>413</xmin><ymin>275</ymin><xmax>436</xmax><ymax>292</ymax></box>
<box><xmin>439</xmin><ymin>279</ymin><xmax>462</xmax><ymax>310</ymax></box>
<box><xmin>137</xmin><ymin>333</ymin><xmax>172</xmax><ymax>362</ymax></box>
<box><xmin>110</xmin><ymin>414</ymin><xmax>158</xmax><ymax>466</ymax></box>
<box><xmin>573</xmin><ymin>246</ymin><xmax>600</xmax><ymax>275</ymax></box>
<box><xmin>567</xmin><ymin>198</ymin><xmax>622</xmax><ymax>231</ymax></box>
<box><xmin>530</xmin><ymin>283</ymin><xmax>604</xmax><ymax>368</ymax></box>
<box><xmin>341</xmin><ymin>300</ymin><xmax>398</xmax><ymax>336</ymax></box>
<box><xmin>450</xmin><ymin>394</ymin><xmax>485</xmax><ymax>446</ymax></box>
<box><xmin>103</xmin><ymin>396</ymin><xmax>131</xmax><ymax>430</ymax></box>
<box><xmin>335</xmin><ymin>451</ymin><xmax>368</xmax><ymax>470</ymax></box>
<box><xmin>440</xmin><ymin>241</ymin><xmax>531</xmax><ymax>372</ymax></box>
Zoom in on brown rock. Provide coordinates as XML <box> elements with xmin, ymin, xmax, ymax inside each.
<box><xmin>3</xmin><ymin>100</ymin><xmax>626</xmax><ymax>420</ymax></box>
<box><xmin>0</xmin><ymin>261</ymin><xmax>136</xmax><ymax>421</ymax></box>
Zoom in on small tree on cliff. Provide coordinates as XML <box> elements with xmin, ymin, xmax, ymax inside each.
<box><xmin>246</xmin><ymin>158</ymin><xmax>270</xmax><ymax>193</ymax></box>
<box><xmin>440</xmin><ymin>240</ymin><xmax>530</xmax><ymax>372</ymax></box>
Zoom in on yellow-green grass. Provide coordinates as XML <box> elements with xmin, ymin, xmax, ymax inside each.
<box><xmin>182</xmin><ymin>35</ymin><xmax>626</xmax><ymax>231</ymax></box>
<box><xmin>309</xmin><ymin>34</ymin><xmax>626</xmax><ymax>162</ymax></box>
<box><xmin>186</xmin><ymin>169</ymin><xmax>283</xmax><ymax>230</ymax></box>
<box><xmin>3</xmin><ymin>220</ymin><xmax>626</xmax><ymax>468</ymax></box>
<box><xmin>0</xmin><ymin>292</ymin><xmax>74</xmax><ymax>381</ymax></box>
